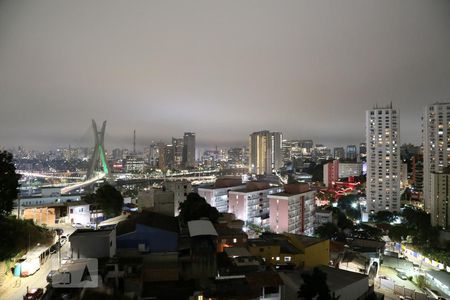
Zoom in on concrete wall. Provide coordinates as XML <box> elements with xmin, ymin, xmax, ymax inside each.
<box><xmin>68</xmin><ymin>204</ymin><xmax>90</xmax><ymax>225</ymax></box>
<box><xmin>70</xmin><ymin>229</ymin><xmax>116</xmax><ymax>259</ymax></box>
<box><xmin>23</xmin><ymin>207</ymin><xmax>56</xmax><ymax>225</ymax></box>
<box><xmin>269</xmin><ymin>198</ymin><xmax>288</xmax><ymax>234</ymax></box>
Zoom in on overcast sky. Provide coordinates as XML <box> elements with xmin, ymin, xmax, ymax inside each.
<box><xmin>1</xmin><ymin>0</ymin><xmax>449</xmax><ymax>151</ymax></box>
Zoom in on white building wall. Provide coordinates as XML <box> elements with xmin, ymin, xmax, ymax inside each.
<box><xmin>431</xmin><ymin>172</ymin><xmax>450</xmax><ymax>229</ymax></box>
<box><xmin>198</xmin><ymin>185</ymin><xmax>246</xmax><ymax>213</ymax></box>
<box><xmin>366</xmin><ymin>106</ymin><xmax>400</xmax><ymax>212</ymax></box>
<box><xmin>68</xmin><ymin>204</ymin><xmax>91</xmax><ymax>225</ymax></box>
<box><xmin>423</xmin><ymin>103</ymin><xmax>450</xmax><ymax>212</ymax></box>
<box><xmin>338</xmin><ymin>163</ymin><xmax>362</xmax><ymax>178</ymax></box>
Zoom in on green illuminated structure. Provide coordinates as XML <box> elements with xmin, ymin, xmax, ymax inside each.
<box><xmin>87</xmin><ymin>120</ymin><xmax>109</xmax><ymax>179</ymax></box>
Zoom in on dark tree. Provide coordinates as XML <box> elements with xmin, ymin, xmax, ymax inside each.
<box><xmin>179</xmin><ymin>193</ymin><xmax>220</xmax><ymax>224</ymax></box>
<box><xmin>83</xmin><ymin>184</ymin><xmax>124</xmax><ymax>217</ymax></box>
<box><xmin>388</xmin><ymin>225</ymin><xmax>410</xmax><ymax>243</ymax></box>
<box><xmin>372</xmin><ymin>211</ymin><xmax>395</xmax><ymax>223</ymax></box>
<box><xmin>0</xmin><ymin>151</ymin><xmax>21</xmax><ymax>217</ymax></box>
<box><xmin>298</xmin><ymin>267</ymin><xmax>340</xmax><ymax>300</ymax></box>
<box><xmin>316</xmin><ymin>222</ymin><xmax>339</xmax><ymax>239</ymax></box>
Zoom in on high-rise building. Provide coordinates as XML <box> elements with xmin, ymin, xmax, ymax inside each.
<box><xmin>147</xmin><ymin>143</ymin><xmax>159</xmax><ymax>167</ymax></box>
<box><xmin>227</xmin><ymin>147</ymin><xmax>246</xmax><ymax>167</ymax></box>
<box><xmin>333</xmin><ymin>147</ymin><xmax>345</xmax><ymax>160</ymax></box>
<box><xmin>366</xmin><ymin>105</ymin><xmax>400</xmax><ymax>213</ymax></box>
<box><xmin>346</xmin><ymin>145</ymin><xmax>357</xmax><ymax>161</ymax></box>
<box><xmin>172</xmin><ymin>137</ymin><xmax>184</xmax><ymax>169</ymax></box>
<box><xmin>423</xmin><ymin>102</ymin><xmax>450</xmax><ymax>212</ymax></box>
<box><xmin>299</xmin><ymin>140</ymin><xmax>314</xmax><ymax>154</ymax></box>
<box><xmin>430</xmin><ymin>168</ymin><xmax>450</xmax><ymax>229</ymax></box>
<box><xmin>359</xmin><ymin>143</ymin><xmax>367</xmax><ymax>157</ymax></box>
<box><xmin>182</xmin><ymin>132</ymin><xmax>196</xmax><ymax>168</ymax></box>
<box><xmin>112</xmin><ymin>148</ymin><xmax>124</xmax><ymax>160</ymax></box>
<box><xmin>249</xmin><ymin>131</ymin><xmax>283</xmax><ymax>175</ymax></box>
<box><xmin>323</xmin><ymin>160</ymin><xmax>339</xmax><ymax>187</ymax></box>
<box><xmin>412</xmin><ymin>154</ymin><xmax>423</xmax><ymax>194</ymax></box>
<box><xmin>157</xmin><ymin>142</ymin><xmax>167</xmax><ymax>170</ymax></box>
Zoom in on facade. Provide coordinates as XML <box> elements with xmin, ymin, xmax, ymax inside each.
<box><xmin>67</xmin><ymin>203</ymin><xmax>91</xmax><ymax>225</ymax></box>
<box><xmin>339</xmin><ymin>162</ymin><xmax>363</xmax><ymax>178</ymax></box>
<box><xmin>149</xmin><ymin>189</ymin><xmax>177</xmax><ymax>216</ymax></box>
<box><xmin>423</xmin><ymin>102</ymin><xmax>450</xmax><ymax>212</ymax></box>
<box><xmin>333</xmin><ymin>147</ymin><xmax>345</xmax><ymax>160</ymax></box>
<box><xmin>359</xmin><ymin>143</ymin><xmax>367</xmax><ymax>159</ymax></box>
<box><xmin>125</xmin><ymin>156</ymin><xmax>145</xmax><ymax>173</ymax></box>
<box><xmin>163</xmin><ymin>180</ymin><xmax>192</xmax><ymax>216</ymax></box>
<box><xmin>147</xmin><ymin>143</ymin><xmax>159</xmax><ymax>167</ymax></box>
<box><xmin>412</xmin><ymin>154</ymin><xmax>424</xmax><ymax>193</ymax></box>
<box><xmin>137</xmin><ymin>189</ymin><xmax>170</xmax><ymax>210</ymax></box>
<box><xmin>182</xmin><ymin>132</ymin><xmax>196</xmax><ymax>168</ymax></box>
<box><xmin>323</xmin><ymin>160</ymin><xmax>339</xmax><ymax>187</ymax></box>
<box><xmin>22</xmin><ymin>207</ymin><xmax>57</xmax><ymax>226</ymax></box>
<box><xmin>227</xmin><ymin>147</ymin><xmax>247</xmax><ymax>167</ymax></box>
<box><xmin>248</xmin><ymin>130</ymin><xmax>283</xmax><ymax>175</ymax></box>
<box><xmin>197</xmin><ymin>178</ymin><xmax>245</xmax><ymax>213</ymax></box>
<box><xmin>70</xmin><ymin>229</ymin><xmax>116</xmax><ymax>258</ymax></box>
<box><xmin>400</xmin><ymin>163</ymin><xmax>408</xmax><ymax>189</ymax></box>
<box><xmin>268</xmin><ymin>183</ymin><xmax>315</xmax><ymax>236</ymax></box>
<box><xmin>366</xmin><ymin>105</ymin><xmax>400</xmax><ymax>212</ymax></box>
<box><xmin>157</xmin><ymin>142</ymin><xmax>167</xmax><ymax>170</ymax></box>
<box><xmin>346</xmin><ymin>145</ymin><xmax>357</xmax><ymax>161</ymax></box>
<box><xmin>248</xmin><ymin>233</ymin><xmax>329</xmax><ymax>269</ymax></box>
<box><xmin>430</xmin><ymin>169</ymin><xmax>450</xmax><ymax>229</ymax></box>
<box><xmin>172</xmin><ymin>137</ymin><xmax>184</xmax><ymax>169</ymax></box>
<box><xmin>228</xmin><ymin>182</ymin><xmax>283</xmax><ymax>225</ymax></box>
<box><xmin>315</xmin><ymin>208</ymin><xmax>333</xmax><ymax>228</ymax></box>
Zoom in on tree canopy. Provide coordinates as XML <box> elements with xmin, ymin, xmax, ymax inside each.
<box><xmin>179</xmin><ymin>192</ymin><xmax>220</xmax><ymax>224</ymax></box>
<box><xmin>0</xmin><ymin>151</ymin><xmax>21</xmax><ymax>217</ymax></box>
<box><xmin>298</xmin><ymin>267</ymin><xmax>340</xmax><ymax>300</ymax></box>
<box><xmin>83</xmin><ymin>183</ymin><xmax>124</xmax><ymax>218</ymax></box>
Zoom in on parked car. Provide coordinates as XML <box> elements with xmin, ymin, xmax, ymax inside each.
<box><xmin>397</xmin><ymin>272</ymin><xmax>408</xmax><ymax>280</ymax></box>
<box><xmin>72</xmin><ymin>223</ymin><xmax>84</xmax><ymax>229</ymax></box>
<box><xmin>23</xmin><ymin>287</ymin><xmax>43</xmax><ymax>300</ymax></box>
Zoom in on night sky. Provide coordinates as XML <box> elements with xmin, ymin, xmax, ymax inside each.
<box><xmin>1</xmin><ymin>0</ymin><xmax>449</xmax><ymax>150</ymax></box>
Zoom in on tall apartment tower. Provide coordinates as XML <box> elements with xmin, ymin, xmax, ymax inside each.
<box><xmin>430</xmin><ymin>169</ymin><xmax>450</xmax><ymax>229</ymax></box>
<box><xmin>182</xmin><ymin>132</ymin><xmax>196</xmax><ymax>168</ymax></box>
<box><xmin>249</xmin><ymin>131</ymin><xmax>283</xmax><ymax>175</ymax></box>
<box><xmin>172</xmin><ymin>137</ymin><xmax>184</xmax><ymax>169</ymax></box>
<box><xmin>346</xmin><ymin>145</ymin><xmax>357</xmax><ymax>161</ymax></box>
<box><xmin>423</xmin><ymin>102</ymin><xmax>450</xmax><ymax>212</ymax></box>
<box><xmin>366</xmin><ymin>105</ymin><xmax>400</xmax><ymax>212</ymax></box>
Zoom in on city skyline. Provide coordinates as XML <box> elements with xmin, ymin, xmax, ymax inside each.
<box><xmin>1</xmin><ymin>1</ymin><xmax>450</xmax><ymax>149</ymax></box>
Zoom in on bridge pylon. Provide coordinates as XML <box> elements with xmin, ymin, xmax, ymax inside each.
<box><xmin>87</xmin><ymin>119</ymin><xmax>109</xmax><ymax>179</ymax></box>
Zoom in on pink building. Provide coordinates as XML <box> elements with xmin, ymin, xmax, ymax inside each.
<box><xmin>228</xmin><ymin>181</ymin><xmax>283</xmax><ymax>226</ymax></box>
<box><xmin>268</xmin><ymin>183</ymin><xmax>315</xmax><ymax>236</ymax></box>
<box><xmin>323</xmin><ymin>160</ymin><xmax>339</xmax><ymax>187</ymax></box>
<box><xmin>197</xmin><ymin>178</ymin><xmax>245</xmax><ymax>213</ymax></box>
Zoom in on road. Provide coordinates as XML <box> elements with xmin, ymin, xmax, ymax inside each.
<box><xmin>0</xmin><ymin>224</ymin><xmax>75</xmax><ymax>300</ymax></box>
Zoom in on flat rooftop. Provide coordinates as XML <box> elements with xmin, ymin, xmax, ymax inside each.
<box><xmin>188</xmin><ymin>220</ymin><xmax>218</xmax><ymax>237</ymax></box>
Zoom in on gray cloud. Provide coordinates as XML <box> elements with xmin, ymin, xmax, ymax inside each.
<box><xmin>0</xmin><ymin>0</ymin><xmax>449</xmax><ymax>150</ymax></box>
